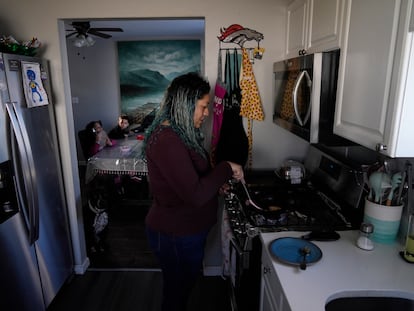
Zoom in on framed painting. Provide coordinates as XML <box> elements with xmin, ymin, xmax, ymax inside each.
<box><xmin>117</xmin><ymin>40</ymin><xmax>201</xmax><ymax>124</ymax></box>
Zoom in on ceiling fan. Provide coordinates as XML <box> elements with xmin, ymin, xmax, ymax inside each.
<box><xmin>66</xmin><ymin>21</ymin><xmax>123</xmax><ymax>39</ymax></box>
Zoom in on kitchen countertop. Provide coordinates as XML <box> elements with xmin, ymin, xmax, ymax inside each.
<box><xmin>260</xmin><ymin>230</ymin><xmax>414</xmax><ymax>311</ymax></box>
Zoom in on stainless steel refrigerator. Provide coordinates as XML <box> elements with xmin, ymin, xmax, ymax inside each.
<box><xmin>0</xmin><ymin>53</ymin><xmax>73</xmax><ymax>310</ymax></box>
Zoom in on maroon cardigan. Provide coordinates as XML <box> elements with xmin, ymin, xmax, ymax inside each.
<box><xmin>145</xmin><ymin>126</ymin><xmax>233</xmax><ymax>236</ymax></box>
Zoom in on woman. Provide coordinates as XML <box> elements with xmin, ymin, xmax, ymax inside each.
<box><xmin>143</xmin><ymin>72</ymin><xmax>244</xmax><ymax>311</ymax></box>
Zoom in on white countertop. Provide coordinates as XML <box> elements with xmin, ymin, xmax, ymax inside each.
<box><xmin>260</xmin><ymin>230</ymin><xmax>414</xmax><ymax>311</ymax></box>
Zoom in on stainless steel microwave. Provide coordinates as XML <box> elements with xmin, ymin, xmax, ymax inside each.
<box><xmin>273</xmin><ymin>49</ymin><xmax>352</xmax><ymax>146</ymax></box>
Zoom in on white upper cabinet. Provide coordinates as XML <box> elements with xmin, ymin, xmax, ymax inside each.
<box><xmin>285</xmin><ymin>0</ymin><xmax>345</xmax><ymax>58</ymax></box>
<box><xmin>334</xmin><ymin>0</ymin><xmax>414</xmax><ymax>157</ymax></box>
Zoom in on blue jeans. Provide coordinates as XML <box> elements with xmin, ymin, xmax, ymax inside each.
<box><xmin>146</xmin><ymin>227</ymin><xmax>209</xmax><ymax>311</ymax></box>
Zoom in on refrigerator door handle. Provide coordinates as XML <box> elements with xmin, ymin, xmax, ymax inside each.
<box><xmin>5</xmin><ymin>102</ymin><xmax>39</xmax><ymax>244</ymax></box>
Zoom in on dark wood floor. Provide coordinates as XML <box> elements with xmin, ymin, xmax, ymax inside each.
<box><xmin>70</xmin><ymin>170</ymin><xmax>231</xmax><ymax>310</ymax></box>
<box><xmin>81</xmin><ymin>171</ymin><xmax>159</xmax><ymax>269</ymax></box>
<box><xmin>48</xmin><ymin>271</ymin><xmax>231</xmax><ymax>311</ymax></box>
<box><xmin>85</xmin><ymin>200</ymin><xmax>160</xmax><ymax>269</ymax></box>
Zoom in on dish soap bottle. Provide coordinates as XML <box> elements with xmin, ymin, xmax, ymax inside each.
<box><xmin>356</xmin><ymin>222</ymin><xmax>374</xmax><ymax>251</ymax></box>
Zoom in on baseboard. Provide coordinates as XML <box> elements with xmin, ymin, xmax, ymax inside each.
<box><xmin>203</xmin><ymin>265</ymin><xmax>222</xmax><ymax>276</ymax></box>
<box><xmin>73</xmin><ymin>257</ymin><xmax>90</xmax><ymax>275</ymax></box>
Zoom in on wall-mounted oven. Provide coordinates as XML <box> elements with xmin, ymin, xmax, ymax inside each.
<box><xmin>273</xmin><ymin>49</ymin><xmax>352</xmax><ymax>146</ymax></box>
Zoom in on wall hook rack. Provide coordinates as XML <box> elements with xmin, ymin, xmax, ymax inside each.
<box><xmin>217</xmin><ymin>24</ymin><xmax>263</xmax><ymax>48</ymax></box>
<box><xmin>218</xmin><ymin>24</ymin><xmax>264</xmax><ymax>62</ymax></box>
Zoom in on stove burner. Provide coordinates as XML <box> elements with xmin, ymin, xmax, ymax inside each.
<box><xmin>231</xmin><ymin>183</ymin><xmax>352</xmax><ymax>232</ymax></box>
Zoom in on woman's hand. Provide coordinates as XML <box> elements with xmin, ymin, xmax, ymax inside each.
<box><xmin>226</xmin><ymin>161</ymin><xmax>244</xmax><ymax>181</ymax></box>
<box><xmin>219</xmin><ymin>183</ymin><xmax>230</xmax><ymax>195</ymax></box>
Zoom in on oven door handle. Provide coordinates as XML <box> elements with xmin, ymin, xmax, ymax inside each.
<box><xmin>293</xmin><ymin>69</ymin><xmax>312</xmax><ymax>126</ymax></box>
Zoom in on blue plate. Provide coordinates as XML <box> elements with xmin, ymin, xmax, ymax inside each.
<box><xmin>269</xmin><ymin>237</ymin><xmax>322</xmax><ymax>266</ymax></box>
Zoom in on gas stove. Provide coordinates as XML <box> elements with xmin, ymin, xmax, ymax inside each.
<box><xmin>234</xmin><ymin>181</ymin><xmax>352</xmax><ymax>232</ymax></box>
<box><xmin>224</xmin><ymin>145</ymin><xmax>366</xmax><ymax>242</ymax></box>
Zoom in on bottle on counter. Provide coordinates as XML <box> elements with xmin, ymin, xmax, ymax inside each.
<box><xmin>356</xmin><ymin>222</ymin><xmax>374</xmax><ymax>251</ymax></box>
<box><xmin>404</xmin><ymin>214</ymin><xmax>414</xmax><ymax>262</ymax></box>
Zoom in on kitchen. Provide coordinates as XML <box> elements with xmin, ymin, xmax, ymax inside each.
<box><xmin>1</xmin><ymin>0</ymin><xmax>414</xmax><ymax>310</ymax></box>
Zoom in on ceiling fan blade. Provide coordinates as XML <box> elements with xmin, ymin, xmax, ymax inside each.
<box><xmin>71</xmin><ymin>21</ymin><xmax>90</xmax><ymax>29</ymax></box>
<box><xmin>91</xmin><ymin>27</ymin><xmax>123</xmax><ymax>32</ymax></box>
<box><xmin>87</xmin><ymin>29</ymin><xmax>112</xmax><ymax>39</ymax></box>
<box><xmin>66</xmin><ymin>31</ymin><xmax>78</xmax><ymax>38</ymax></box>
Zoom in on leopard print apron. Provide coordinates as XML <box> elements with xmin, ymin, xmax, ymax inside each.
<box><xmin>240</xmin><ymin>48</ymin><xmax>264</xmax><ymax>168</ymax></box>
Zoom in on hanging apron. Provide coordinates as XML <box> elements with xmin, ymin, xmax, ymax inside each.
<box><xmin>240</xmin><ymin>47</ymin><xmax>265</xmax><ymax>168</ymax></box>
<box><xmin>210</xmin><ymin>50</ymin><xmax>227</xmax><ymax>166</ymax></box>
<box><xmin>215</xmin><ymin>49</ymin><xmax>249</xmax><ymax>167</ymax></box>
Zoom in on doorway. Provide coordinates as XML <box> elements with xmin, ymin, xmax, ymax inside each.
<box><xmin>60</xmin><ymin>17</ymin><xmax>205</xmax><ymax>269</ymax></box>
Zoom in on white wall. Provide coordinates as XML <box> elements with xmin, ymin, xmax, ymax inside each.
<box><xmin>0</xmin><ymin>0</ymin><xmax>309</xmax><ymax>273</ymax></box>
<box><xmin>67</xmin><ymin>39</ymin><xmax>121</xmax><ymax>160</ymax></box>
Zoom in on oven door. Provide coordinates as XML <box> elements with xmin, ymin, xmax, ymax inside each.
<box><xmin>228</xmin><ymin>236</ymin><xmax>262</xmax><ymax>311</ymax></box>
<box><xmin>228</xmin><ymin>237</ymin><xmax>246</xmax><ymax>311</ymax></box>
<box><xmin>229</xmin><ymin>238</ymin><xmax>248</xmax><ymax>289</ymax></box>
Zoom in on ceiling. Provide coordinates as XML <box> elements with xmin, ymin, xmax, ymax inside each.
<box><xmin>64</xmin><ymin>18</ymin><xmax>205</xmax><ymax>41</ymax></box>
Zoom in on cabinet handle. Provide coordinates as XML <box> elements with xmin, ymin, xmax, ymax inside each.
<box><xmin>376</xmin><ymin>143</ymin><xmax>388</xmax><ymax>151</ymax></box>
<box><xmin>298</xmin><ymin>49</ymin><xmax>307</xmax><ymax>56</ymax></box>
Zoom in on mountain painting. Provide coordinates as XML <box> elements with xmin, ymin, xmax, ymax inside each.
<box><xmin>117</xmin><ymin>40</ymin><xmax>201</xmax><ymax>122</ymax></box>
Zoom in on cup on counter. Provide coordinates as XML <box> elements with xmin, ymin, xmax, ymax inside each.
<box><xmin>363</xmin><ymin>197</ymin><xmax>403</xmax><ymax>244</ymax></box>
<box><xmin>404</xmin><ymin>214</ymin><xmax>414</xmax><ymax>262</ymax></box>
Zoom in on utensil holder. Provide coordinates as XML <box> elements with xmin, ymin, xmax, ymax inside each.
<box><xmin>363</xmin><ymin>197</ymin><xmax>403</xmax><ymax>244</ymax></box>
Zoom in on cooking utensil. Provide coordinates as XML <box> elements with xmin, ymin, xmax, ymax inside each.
<box><xmin>395</xmin><ymin>171</ymin><xmax>407</xmax><ymax>206</ymax></box>
<box><xmin>240</xmin><ymin>179</ymin><xmax>264</xmax><ymax>211</ymax></box>
<box><xmin>368</xmin><ymin>172</ymin><xmax>391</xmax><ymax>204</ymax></box>
<box><xmin>299</xmin><ymin>246</ymin><xmax>311</xmax><ymax>270</ymax></box>
<box><xmin>301</xmin><ymin>230</ymin><xmax>340</xmax><ymax>241</ymax></box>
<box><xmin>386</xmin><ymin>172</ymin><xmax>402</xmax><ymax>206</ymax></box>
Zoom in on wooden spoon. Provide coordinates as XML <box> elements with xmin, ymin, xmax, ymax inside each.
<box><xmin>386</xmin><ymin>172</ymin><xmax>402</xmax><ymax>206</ymax></box>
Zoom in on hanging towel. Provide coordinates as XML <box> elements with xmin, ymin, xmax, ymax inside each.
<box><xmin>240</xmin><ymin>47</ymin><xmax>264</xmax><ymax>168</ymax></box>
<box><xmin>210</xmin><ymin>50</ymin><xmax>227</xmax><ymax>166</ymax></box>
<box><xmin>221</xmin><ymin>208</ymin><xmax>235</xmax><ymax>278</ymax></box>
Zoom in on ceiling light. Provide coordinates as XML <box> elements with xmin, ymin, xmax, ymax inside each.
<box><xmin>73</xmin><ymin>34</ymin><xmax>95</xmax><ymax>48</ymax></box>
<box><xmin>85</xmin><ymin>36</ymin><xmax>95</xmax><ymax>47</ymax></box>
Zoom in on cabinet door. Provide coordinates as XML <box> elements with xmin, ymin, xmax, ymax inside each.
<box><xmin>286</xmin><ymin>0</ymin><xmax>308</xmax><ymax>58</ymax></box>
<box><xmin>334</xmin><ymin>0</ymin><xmax>403</xmax><ymax>153</ymax></box>
<box><xmin>307</xmin><ymin>0</ymin><xmax>344</xmax><ymax>53</ymax></box>
<box><xmin>260</xmin><ymin>250</ymin><xmax>292</xmax><ymax>311</ymax></box>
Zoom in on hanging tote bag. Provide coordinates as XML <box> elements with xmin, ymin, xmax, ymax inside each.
<box><xmin>215</xmin><ymin>49</ymin><xmax>249</xmax><ymax>167</ymax></box>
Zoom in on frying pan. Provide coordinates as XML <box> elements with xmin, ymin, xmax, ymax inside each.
<box><xmin>239</xmin><ymin>181</ymin><xmax>286</xmax><ymax>217</ymax></box>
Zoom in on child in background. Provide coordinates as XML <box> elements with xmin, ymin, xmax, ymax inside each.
<box><xmin>108</xmin><ymin>115</ymin><xmax>133</xmax><ymax>139</ymax></box>
<box><xmin>88</xmin><ymin>120</ymin><xmax>113</xmax><ymax>156</ymax></box>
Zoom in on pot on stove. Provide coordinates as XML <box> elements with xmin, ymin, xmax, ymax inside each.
<box><xmin>277</xmin><ymin>160</ymin><xmax>306</xmax><ymax>184</ymax></box>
